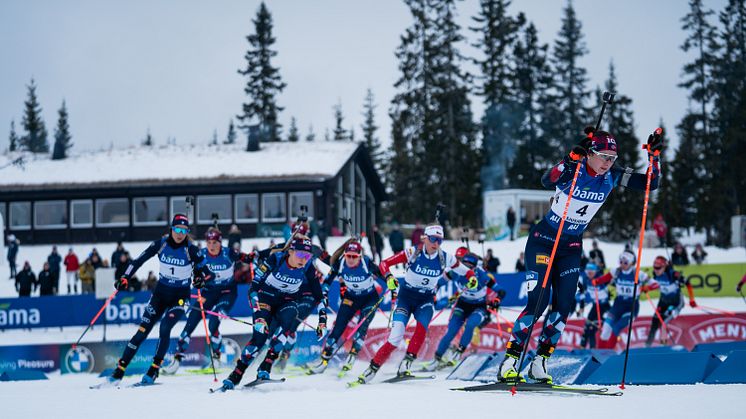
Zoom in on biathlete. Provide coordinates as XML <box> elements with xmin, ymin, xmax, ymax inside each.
<box><xmin>307</xmin><ymin>239</ymin><xmax>384</xmax><ymax>375</ymax></box>
<box><xmin>575</xmin><ymin>262</ymin><xmax>610</xmax><ymax>348</ymax></box>
<box><xmin>643</xmin><ymin>256</ymin><xmax>696</xmax><ymax>346</ymax></box>
<box><xmin>354</xmin><ymin>224</ymin><xmax>479</xmax><ymax>385</ymax></box>
<box><xmin>427</xmin><ymin>251</ymin><xmax>505</xmax><ymax>370</ymax></box>
<box><xmin>96</xmin><ymin>214</ymin><xmax>215</xmax><ymax>387</ymax></box>
<box><xmin>497</xmin><ymin>128</ymin><xmax>662</xmax><ymax>384</ymax></box>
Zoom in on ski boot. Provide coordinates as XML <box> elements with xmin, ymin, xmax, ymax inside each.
<box><xmin>341</xmin><ymin>349</ymin><xmax>358</xmax><ymax>372</ymax></box>
<box><xmin>307</xmin><ymin>353</ymin><xmax>331</xmax><ymax>375</ymax></box>
<box><xmin>220</xmin><ymin>359</ymin><xmax>249</xmax><ymax>391</ymax></box>
<box><xmin>497</xmin><ymin>354</ymin><xmax>525</xmax><ymax>383</ymax></box>
<box><xmin>445</xmin><ymin>345</ymin><xmax>465</xmax><ymax>367</ymax></box>
<box><xmin>528</xmin><ymin>354</ymin><xmax>552</xmax><ymax>384</ymax></box>
<box><xmin>140</xmin><ymin>362</ymin><xmax>160</xmax><ymax>385</ymax></box>
<box><xmin>354</xmin><ymin>363</ymin><xmax>379</xmax><ymax>385</ymax></box>
<box><xmin>397</xmin><ymin>353</ymin><xmax>416</xmax><ymax>377</ymax></box>
<box><xmin>274</xmin><ymin>349</ymin><xmax>291</xmax><ymax>371</ymax></box>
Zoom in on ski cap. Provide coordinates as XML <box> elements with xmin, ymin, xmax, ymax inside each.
<box><xmin>590</xmin><ymin>131</ymin><xmax>617</xmax><ymax>153</ymax></box>
<box><xmin>171</xmin><ymin>214</ymin><xmax>189</xmax><ymax>228</ymax></box>
<box><xmin>205</xmin><ymin>229</ymin><xmax>222</xmax><ymax>242</ymax></box>
<box><xmin>619</xmin><ymin>250</ymin><xmax>636</xmax><ymax>265</ymax></box>
<box><xmin>455</xmin><ymin>246</ymin><xmax>469</xmax><ymax>260</ymax></box>
<box><xmin>290</xmin><ymin>237</ymin><xmax>313</xmax><ymax>253</ymax></box>
<box><xmin>653</xmin><ymin>256</ymin><xmax>668</xmax><ymax>268</ymax></box>
<box><xmin>424</xmin><ymin>224</ymin><xmax>444</xmax><ymax>238</ymax></box>
<box><xmin>344</xmin><ymin>241</ymin><xmax>363</xmax><ymax>255</ymax></box>
<box><xmin>585</xmin><ymin>263</ymin><xmax>600</xmax><ymax>272</ymax></box>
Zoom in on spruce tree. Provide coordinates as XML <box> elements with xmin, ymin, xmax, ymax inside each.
<box><xmin>142</xmin><ymin>128</ymin><xmax>154</xmax><ymax>146</ymax></box>
<box><xmin>210</xmin><ymin>129</ymin><xmax>218</xmax><ymax>145</ymax></box>
<box><xmin>20</xmin><ymin>78</ymin><xmax>49</xmax><ymax>153</ymax></box>
<box><xmin>237</xmin><ymin>2</ymin><xmax>286</xmax><ymax>143</ymax></box>
<box><xmin>550</xmin><ymin>1</ymin><xmax>592</xmax><ymax>149</ymax></box>
<box><xmin>361</xmin><ymin>89</ymin><xmax>383</xmax><ymax>171</ymax></box>
<box><xmin>224</xmin><ymin>119</ymin><xmax>237</xmax><ymax>144</ymax></box>
<box><xmin>305</xmin><ymin>124</ymin><xmax>316</xmax><ymax>142</ymax></box>
<box><xmin>287</xmin><ymin>117</ymin><xmax>300</xmax><ymax>142</ymax></box>
<box><xmin>52</xmin><ymin>101</ymin><xmax>72</xmax><ymax>160</ymax></box>
<box><xmin>8</xmin><ymin>120</ymin><xmax>18</xmax><ymax>152</ymax></box>
<box><xmin>649</xmin><ymin>118</ymin><xmax>678</xmax><ymax>239</ymax></box>
<box><xmin>670</xmin><ymin>113</ymin><xmax>707</xmax><ymax>233</ymax></box>
<box><xmin>332</xmin><ymin>102</ymin><xmax>349</xmax><ymax>141</ymax></box>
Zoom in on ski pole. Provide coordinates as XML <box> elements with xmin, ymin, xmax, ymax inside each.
<box><xmin>592</xmin><ymin>286</ymin><xmax>603</xmax><ymax>344</ymax></box>
<box><xmin>620</xmin><ymin>138</ymin><xmax>657</xmax><ymax>390</ymax></box>
<box><xmin>329</xmin><ymin>292</ymin><xmax>388</xmax><ymax>359</ymax></box>
<box><xmin>740</xmin><ymin>289</ymin><xmax>746</xmax><ymax>305</ymax></box>
<box><xmin>196</xmin><ymin>289</ymin><xmax>218</xmax><ymax>382</ymax></box>
<box><xmin>514</xmin><ymin>159</ymin><xmax>583</xmax><ymax>391</ymax></box>
<box><xmin>694</xmin><ymin>305</ymin><xmax>735</xmax><ymax>317</ymax></box>
<box><xmin>643</xmin><ymin>291</ymin><xmax>673</xmax><ymax>344</ymax></box>
<box><xmin>73</xmin><ymin>289</ymin><xmax>118</xmax><ymax>348</ymax></box>
<box><xmin>180</xmin><ymin>300</ymin><xmax>253</xmax><ymax>326</ymax></box>
<box><xmin>432</xmin><ymin>289</ymin><xmax>464</xmax><ymax>323</ymax></box>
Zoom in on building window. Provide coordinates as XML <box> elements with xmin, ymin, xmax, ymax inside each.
<box><xmin>198</xmin><ymin>195</ymin><xmax>232</xmax><ymax>224</ymax></box>
<box><xmin>9</xmin><ymin>202</ymin><xmax>31</xmax><ymax>230</ymax></box>
<box><xmin>235</xmin><ymin>194</ymin><xmax>259</xmax><ymax>222</ymax></box>
<box><xmin>0</xmin><ymin>203</ymin><xmax>5</xmax><ymax>227</ymax></box>
<box><xmin>71</xmin><ymin>200</ymin><xmax>93</xmax><ymax>228</ymax></box>
<box><xmin>96</xmin><ymin>198</ymin><xmax>129</xmax><ymax>227</ymax></box>
<box><xmin>262</xmin><ymin>193</ymin><xmax>286</xmax><ymax>222</ymax></box>
<box><xmin>133</xmin><ymin>197</ymin><xmax>168</xmax><ymax>226</ymax></box>
<box><xmin>289</xmin><ymin>192</ymin><xmax>314</xmax><ymax>220</ymax></box>
<box><xmin>171</xmin><ymin>196</ymin><xmax>189</xmax><ymax>220</ymax></box>
<box><xmin>34</xmin><ymin>201</ymin><xmax>68</xmax><ymax>229</ymax></box>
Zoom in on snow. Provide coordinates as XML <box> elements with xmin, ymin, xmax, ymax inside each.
<box><xmin>0</xmin><ymin>370</ymin><xmax>743</xmax><ymax>419</ymax></box>
<box><xmin>0</xmin><ymin>141</ymin><xmax>360</xmax><ymax>188</ymax></box>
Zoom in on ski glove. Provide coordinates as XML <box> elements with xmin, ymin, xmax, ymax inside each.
<box><xmin>466</xmin><ymin>275</ymin><xmax>478</xmax><ymax>290</ymax></box>
<box><xmin>568</xmin><ymin>146</ymin><xmax>587</xmax><ymax>162</ymax></box>
<box><xmin>646</xmin><ymin>128</ymin><xmax>664</xmax><ymax>156</ymax></box>
<box><xmin>316</xmin><ymin>308</ymin><xmax>327</xmax><ymax>338</ymax></box>
<box><xmin>339</xmin><ymin>282</ymin><xmax>348</xmax><ymax>297</ymax></box>
<box><xmin>239</xmin><ymin>252</ymin><xmax>255</xmax><ymax>264</ymax></box>
<box><xmin>386</xmin><ymin>273</ymin><xmax>399</xmax><ymax>291</ymax></box>
<box><xmin>488</xmin><ymin>296</ymin><xmax>502</xmax><ymax>310</ymax></box>
<box><xmin>115</xmin><ymin>277</ymin><xmax>129</xmax><ymax>291</ymax></box>
<box><xmin>192</xmin><ymin>274</ymin><xmax>206</xmax><ymax>289</ymax></box>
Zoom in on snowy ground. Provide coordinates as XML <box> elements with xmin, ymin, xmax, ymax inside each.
<box><xmin>1</xmin><ymin>367</ymin><xmax>743</xmax><ymax>419</ymax></box>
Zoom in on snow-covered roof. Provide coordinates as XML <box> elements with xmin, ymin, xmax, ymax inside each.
<box><xmin>0</xmin><ymin>141</ymin><xmax>361</xmax><ymax>190</ymax></box>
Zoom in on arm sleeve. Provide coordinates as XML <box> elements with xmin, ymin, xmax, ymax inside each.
<box><xmin>541</xmin><ymin>158</ymin><xmax>578</xmax><ymax>189</ymax></box>
<box><xmin>306</xmin><ymin>266</ymin><xmax>324</xmax><ymax>303</ymax></box>
<box><xmin>123</xmin><ymin>239</ymin><xmax>161</xmax><ymax>279</ymax></box>
<box><xmin>379</xmin><ymin>249</ymin><xmax>411</xmax><ymax>275</ymax></box>
<box><xmin>368</xmin><ymin>259</ymin><xmax>384</xmax><ymax>279</ymax></box>
<box><xmin>250</xmin><ymin>252</ymin><xmax>280</xmax><ymax>293</ymax></box>
<box><xmin>594</xmin><ymin>272</ymin><xmax>613</xmax><ymax>285</ymax></box>
<box><xmin>611</xmin><ymin>157</ymin><xmax>661</xmax><ymax>191</ymax></box>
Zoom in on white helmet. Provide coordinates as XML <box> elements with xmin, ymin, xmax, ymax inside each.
<box><xmin>619</xmin><ymin>250</ymin><xmax>636</xmax><ymax>265</ymax></box>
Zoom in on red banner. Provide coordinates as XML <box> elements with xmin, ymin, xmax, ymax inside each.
<box><xmin>354</xmin><ymin>313</ymin><xmax>746</xmax><ymax>361</ymax></box>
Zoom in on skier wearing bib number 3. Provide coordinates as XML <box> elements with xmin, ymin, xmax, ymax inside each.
<box><xmin>354</xmin><ymin>224</ymin><xmax>479</xmax><ymax>385</ymax></box>
<box><xmin>497</xmin><ymin>128</ymin><xmax>662</xmax><ymax>384</ymax></box>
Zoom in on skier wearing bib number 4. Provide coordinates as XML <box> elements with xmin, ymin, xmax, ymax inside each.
<box><xmin>497</xmin><ymin>128</ymin><xmax>662</xmax><ymax>384</ymax></box>
<box><xmin>94</xmin><ymin>214</ymin><xmax>215</xmax><ymax>388</ymax></box>
<box><xmin>353</xmin><ymin>224</ymin><xmax>479</xmax><ymax>385</ymax></box>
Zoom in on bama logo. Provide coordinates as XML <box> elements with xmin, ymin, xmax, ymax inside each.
<box><xmin>0</xmin><ymin>302</ymin><xmax>41</xmax><ymax>327</ymax></box>
<box><xmin>105</xmin><ymin>296</ymin><xmax>148</xmax><ymax>322</ymax></box>
<box><xmin>688</xmin><ymin>318</ymin><xmax>746</xmax><ymax>342</ymax></box>
<box><xmin>65</xmin><ymin>346</ymin><xmax>95</xmax><ymax>373</ymax></box>
<box><xmin>572</xmin><ymin>188</ymin><xmax>606</xmax><ymax>201</ymax></box>
<box><xmin>160</xmin><ymin>254</ymin><xmax>186</xmax><ymax>266</ymax></box>
<box><xmin>413</xmin><ymin>264</ymin><xmax>441</xmax><ymax>277</ymax></box>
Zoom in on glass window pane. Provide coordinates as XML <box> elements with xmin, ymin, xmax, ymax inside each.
<box><xmin>34</xmin><ymin>201</ymin><xmax>68</xmax><ymax>229</ymax></box>
<box><xmin>133</xmin><ymin>197</ymin><xmax>168</xmax><ymax>225</ymax></box>
<box><xmin>171</xmin><ymin>196</ymin><xmax>189</xmax><ymax>220</ymax></box>
<box><xmin>235</xmin><ymin>194</ymin><xmax>259</xmax><ymax>222</ymax></box>
<box><xmin>197</xmin><ymin>195</ymin><xmax>231</xmax><ymax>223</ymax></box>
<box><xmin>289</xmin><ymin>193</ymin><xmax>314</xmax><ymax>220</ymax></box>
<box><xmin>262</xmin><ymin>193</ymin><xmax>286</xmax><ymax>222</ymax></box>
<box><xmin>0</xmin><ymin>203</ymin><xmax>5</xmax><ymax>227</ymax></box>
<box><xmin>9</xmin><ymin>202</ymin><xmax>31</xmax><ymax>229</ymax></box>
<box><xmin>96</xmin><ymin>199</ymin><xmax>129</xmax><ymax>226</ymax></box>
<box><xmin>71</xmin><ymin>200</ymin><xmax>93</xmax><ymax>228</ymax></box>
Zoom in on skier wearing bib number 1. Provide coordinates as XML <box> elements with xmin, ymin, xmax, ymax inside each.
<box><xmin>353</xmin><ymin>224</ymin><xmax>479</xmax><ymax>385</ymax></box>
<box><xmin>497</xmin><ymin>128</ymin><xmax>662</xmax><ymax>384</ymax></box>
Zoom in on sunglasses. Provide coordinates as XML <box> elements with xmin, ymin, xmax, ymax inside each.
<box><xmin>592</xmin><ymin>150</ymin><xmax>618</xmax><ymax>162</ymax></box>
<box><xmin>427</xmin><ymin>235</ymin><xmax>443</xmax><ymax>244</ymax></box>
<box><xmin>653</xmin><ymin>265</ymin><xmax>665</xmax><ymax>270</ymax></box>
<box><xmin>172</xmin><ymin>227</ymin><xmax>190</xmax><ymax>235</ymax></box>
<box><xmin>294</xmin><ymin>250</ymin><xmax>312</xmax><ymax>261</ymax></box>
<box><xmin>345</xmin><ymin>253</ymin><xmax>361</xmax><ymax>259</ymax></box>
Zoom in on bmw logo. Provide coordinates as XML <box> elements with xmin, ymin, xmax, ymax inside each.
<box><xmin>220</xmin><ymin>338</ymin><xmax>241</xmax><ymax>366</ymax></box>
<box><xmin>65</xmin><ymin>346</ymin><xmax>95</xmax><ymax>373</ymax></box>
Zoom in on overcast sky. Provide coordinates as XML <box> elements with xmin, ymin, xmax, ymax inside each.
<box><xmin>0</xmin><ymin>0</ymin><xmax>727</xmax><ymax>159</ymax></box>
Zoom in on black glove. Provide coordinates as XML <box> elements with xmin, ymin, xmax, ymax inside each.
<box><xmin>646</xmin><ymin>128</ymin><xmax>663</xmax><ymax>155</ymax></box>
<box><xmin>497</xmin><ymin>289</ymin><xmax>507</xmax><ymax>300</ymax></box>
<box><xmin>488</xmin><ymin>296</ymin><xmax>501</xmax><ymax>310</ymax></box>
<box><xmin>115</xmin><ymin>277</ymin><xmax>129</xmax><ymax>291</ymax></box>
<box><xmin>568</xmin><ymin>146</ymin><xmax>588</xmax><ymax>162</ymax></box>
<box><xmin>316</xmin><ymin>308</ymin><xmax>327</xmax><ymax>338</ymax></box>
<box><xmin>192</xmin><ymin>274</ymin><xmax>205</xmax><ymax>289</ymax></box>
<box><xmin>239</xmin><ymin>252</ymin><xmax>255</xmax><ymax>264</ymax></box>
<box><xmin>339</xmin><ymin>282</ymin><xmax>348</xmax><ymax>297</ymax></box>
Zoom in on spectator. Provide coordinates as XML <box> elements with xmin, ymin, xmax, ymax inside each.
<box><xmin>484</xmin><ymin>249</ymin><xmax>500</xmax><ymax>273</ymax></box>
<box><xmin>317</xmin><ymin>218</ymin><xmax>328</xmax><ymax>250</ymax></box>
<box><xmin>38</xmin><ymin>262</ymin><xmax>56</xmax><ymax>296</ymax></box>
<box><xmin>15</xmin><ymin>261</ymin><xmax>36</xmax><ymax>297</ymax></box>
<box><xmin>368</xmin><ymin>225</ymin><xmax>384</xmax><ymax>263</ymax></box>
<box><xmin>580</xmin><ymin>250</ymin><xmax>589</xmax><ymax>270</ymax></box>
<box><xmin>128</xmin><ymin>275</ymin><xmax>142</xmax><ymax>292</ymax></box>
<box><xmin>507</xmin><ymin>206</ymin><xmax>517</xmax><ymax>241</ymax></box>
<box><xmin>111</xmin><ymin>242</ymin><xmax>126</xmax><ymax>270</ymax></box>
<box><xmin>7</xmin><ymin>234</ymin><xmax>19</xmax><ymax>279</ymax></box>
<box><xmin>653</xmin><ymin>213</ymin><xmax>668</xmax><ymax>248</ymax></box>
<box><xmin>114</xmin><ymin>252</ymin><xmax>131</xmax><ymax>281</ymax></box>
<box><xmin>89</xmin><ymin>249</ymin><xmax>103</xmax><ymax>269</ymax></box>
<box><xmin>515</xmin><ymin>252</ymin><xmax>526</xmax><ymax>272</ymax></box>
<box><xmin>47</xmin><ymin>246</ymin><xmax>62</xmax><ymax>292</ymax></box>
<box><xmin>228</xmin><ymin>224</ymin><xmax>242</xmax><ymax>251</ymax></box>
<box><xmin>589</xmin><ymin>240</ymin><xmax>606</xmax><ymax>270</ymax></box>
<box><xmin>79</xmin><ymin>259</ymin><xmax>96</xmax><ymax>294</ymax></box>
<box><xmin>63</xmin><ymin>248</ymin><xmax>80</xmax><ymax>294</ymax></box>
<box><xmin>671</xmin><ymin>242</ymin><xmax>690</xmax><ymax>266</ymax></box>
<box><xmin>145</xmin><ymin>271</ymin><xmax>158</xmax><ymax>291</ymax></box>
<box><xmin>411</xmin><ymin>221</ymin><xmax>424</xmax><ymax>248</ymax></box>
<box><xmin>691</xmin><ymin>244</ymin><xmax>708</xmax><ymax>265</ymax></box>
<box><xmin>389</xmin><ymin>223</ymin><xmax>405</xmax><ymax>255</ymax></box>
